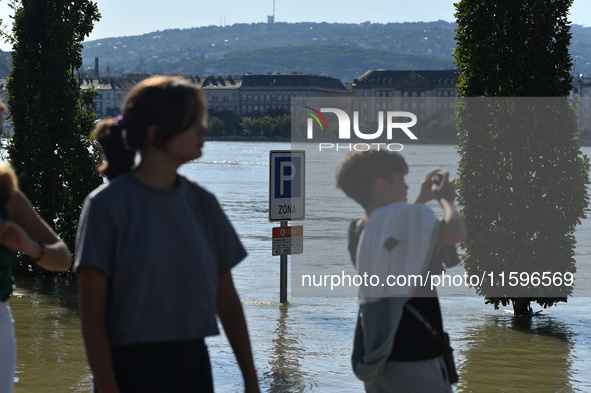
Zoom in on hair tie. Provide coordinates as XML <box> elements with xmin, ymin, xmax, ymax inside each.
<box><xmin>114</xmin><ymin>115</ymin><xmax>131</xmax><ymax>150</ymax></box>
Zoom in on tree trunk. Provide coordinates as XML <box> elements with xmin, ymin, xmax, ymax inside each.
<box><xmin>512</xmin><ymin>299</ymin><xmax>532</xmax><ymax>316</ymax></box>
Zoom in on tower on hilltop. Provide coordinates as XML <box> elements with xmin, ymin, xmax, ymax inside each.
<box><xmin>267</xmin><ymin>0</ymin><xmax>275</xmax><ymax>23</ymax></box>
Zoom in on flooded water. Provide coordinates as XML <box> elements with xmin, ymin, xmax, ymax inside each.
<box><xmin>9</xmin><ymin>141</ymin><xmax>591</xmax><ymax>392</ymax></box>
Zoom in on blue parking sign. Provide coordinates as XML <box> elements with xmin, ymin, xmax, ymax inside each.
<box><xmin>270</xmin><ymin>151</ymin><xmax>305</xmax><ymax>221</ymax></box>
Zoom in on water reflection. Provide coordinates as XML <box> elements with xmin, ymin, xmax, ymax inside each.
<box><xmin>264</xmin><ymin>304</ymin><xmax>312</xmax><ymax>392</ymax></box>
<box><xmin>458</xmin><ymin>314</ymin><xmax>575</xmax><ymax>393</ymax></box>
<box><xmin>11</xmin><ymin>277</ymin><xmax>91</xmax><ymax>393</ymax></box>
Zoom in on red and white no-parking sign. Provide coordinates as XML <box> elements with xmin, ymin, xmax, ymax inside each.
<box><xmin>272</xmin><ymin>225</ymin><xmax>303</xmax><ymax>255</ymax></box>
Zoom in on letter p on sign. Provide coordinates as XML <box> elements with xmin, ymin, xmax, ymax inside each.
<box><xmin>279</xmin><ymin>161</ymin><xmax>296</xmax><ymax>196</ymax></box>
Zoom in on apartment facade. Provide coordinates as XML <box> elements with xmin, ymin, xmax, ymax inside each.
<box><xmin>197</xmin><ymin>75</ymin><xmax>242</xmax><ymax>115</ymax></box>
<box><xmin>80</xmin><ymin>73</ymin><xmax>349</xmax><ymax>119</ymax></box>
<box><xmin>571</xmin><ymin>76</ymin><xmax>591</xmax><ymax>137</ymax></box>
<box><xmin>238</xmin><ymin>73</ymin><xmax>350</xmax><ymax>116</ymax></box>
<box><xmin>350</xmin><ymin>69</ymin><xmax>460</xmax><ymax>126</ymax></box>
<box><xmin>79</xmin><ymin>76</ymin><xmax>148</xmax><ymax>118</ymax></box>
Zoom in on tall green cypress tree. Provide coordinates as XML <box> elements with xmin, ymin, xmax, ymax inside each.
<box><xmin>6</xmin><ymin>0</ymin><xmax>102</xmax><ymax>274</ymax></box>
<box><xmin>454</xmin><ymin>0</ymin><xmax>590</xmax><ymax>314</ymax></box>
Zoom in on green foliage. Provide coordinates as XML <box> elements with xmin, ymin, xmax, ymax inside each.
<box><xmin>455</xmin><ymin>0</ymin><xmax>573</xmax><ymax>97</ymax></box>
<box><xmin>207</xmin><ymin>109</ymin><xmax>239</xmax><ymax>136</ymax></box>
<box><xmin>238</xmin><ymin>114</ymin><xmax>290</xmax><ymax>138</ymax></box>
<box><xmin>454</xmin><ymin>0</ymin><xmax>590</xmax><ymax>312</ymax></box>
<box><xmin>6</xmin><ymin>0</ymin><xmax>103</xmax><ymax>275</ymax></box>
<box><xmin>208</xmin><ymin>117</ymin><xmax>225</xmax><ymax>136</ymax></box>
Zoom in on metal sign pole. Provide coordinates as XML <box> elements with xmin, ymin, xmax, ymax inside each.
<box><xmin>280</xmin><ymin>220</ymin><xmax>288</xmax><ymax>303</ymax></box>
<box><xmin>270</xmin><ymin>151</ymin><xmax>305</xmax><ymax>305</ymax></box>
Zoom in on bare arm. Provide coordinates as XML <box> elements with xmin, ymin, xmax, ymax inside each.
<box><xmin>216</xmin><ymin>271</ymin><xmax>260</xmax><ymax>393</ymax></box>
<box><xmin>78</xmin><ymin>266</ymin><xmax>119</xmax><ymax>393</ymax></box>
<box><xmin>431</xmin><ymin>170</ymin><xmax>468</xmax><ymax>245</ymax></box>
<box><xmin>414</xmin><ymin>168</ymin><xmax>440</xmax><ymax>204</ymax></box>
<box><xmin>436</xmin><ymin>198</ymin><xmax>467</xmax><ymax>244</ymax></box>
<box><xmin>4</xmin><ymin>190</ymin><xmax>71</xmax><ymax>271</ymax></box>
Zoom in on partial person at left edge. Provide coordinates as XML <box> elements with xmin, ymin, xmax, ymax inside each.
<box><xmin>0</xmin><ymin>99</ymin><xmax>73</xmax><ymax>393</ymax></box>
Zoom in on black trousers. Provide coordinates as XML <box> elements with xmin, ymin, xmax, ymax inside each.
<box><xmin>95</xmin><ymin>339</ymin><xmax>214</xmax><ymax>393</ymax></box>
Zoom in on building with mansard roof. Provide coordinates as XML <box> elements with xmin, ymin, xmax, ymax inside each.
<box><xmin>79</xmin><ymin>75</ymin><xmax>149</xmax><ymax>118</ymax></box>
<box><xmin>350</xmin><ymin>70</ymin><xmax>460</xmax><ymax>134</ymax></box>
<box><xmin>80</xmin><ymin>72</ymin><xmax>350</xmax><ymax>119</ymax></box>
<box><xmin>196</xmin><ymin>75</ymin><xmax>242</xmax><ymax>116</ymax></box>
<box><xmin>351</xmin><ymin>69</ymin><xmax>460</xmax><ymax>98</ymax></box>
<box><xmin>239</xmin><ymin>73</ymin><xmax>349</xmax><ymax>116</ymax></box>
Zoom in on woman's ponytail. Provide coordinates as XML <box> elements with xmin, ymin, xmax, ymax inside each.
<box><xmin>94</xmin><ymin>117</ymin><xmax>136</xmax><ymax>180</ymax></box>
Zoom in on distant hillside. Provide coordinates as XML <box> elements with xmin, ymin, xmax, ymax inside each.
<box><xmin>80</xmin><ymin>21</ymin><xmax>458</xmax><ymax>81</ymax></box>
<box><xmin>1</xmin><ymin>21</ymin><xmax>591</xmax><ymax>81</ymax></box>
<box><xmin>78</xmin><ymin>21</ymin><xmax>591</xmax><ymax>82</ymax></box>
<box><xmin>171</xmin><ymin>45</ymin><xmax>454</xmax><ymax>82</ymax></box>
<box><xmin>570</xmin><ymin>25</ymin><xmax>591</xmax><ymax>76</ymax></box>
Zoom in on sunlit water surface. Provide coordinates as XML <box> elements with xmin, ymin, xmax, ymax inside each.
<box><xmin>9</xmin><ymin>142</ymin><xmax>591</xmax><ymax>392</ymax></box>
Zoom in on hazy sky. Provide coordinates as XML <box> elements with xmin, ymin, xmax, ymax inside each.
<box><xmin>0</xmin><ymin>0</ymin><xmax>589</xmax><ymax>51</ymax></box>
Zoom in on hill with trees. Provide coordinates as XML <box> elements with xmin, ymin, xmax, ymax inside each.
<box><xmin>77</xmin><ymin>21</ymin><xmax>591</xmax><ymax>82</ymax></box>
<box><xmin>1</xmin><ymin>21</ymin><xmax>590</xmax><ymax>81</ymax></box>
<box><xmin>79</xmin><ymin>21</ymin><xmax>457</xmax><ymax>81</ymax></box>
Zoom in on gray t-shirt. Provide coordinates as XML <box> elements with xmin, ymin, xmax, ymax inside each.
<box><xmin>74</xmin><ymin>172</ymin><xmax>246</xmax><ymax>346</ymax></box>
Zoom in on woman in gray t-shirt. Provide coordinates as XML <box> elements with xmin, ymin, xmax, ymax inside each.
<box><xmin>75</xmin><ymin>76</ymin><xmax>260</xmax><ymax>393</ymax></box>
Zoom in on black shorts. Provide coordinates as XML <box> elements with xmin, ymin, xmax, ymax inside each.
<box><xmin>95</xmin><ymin>338</ymin><xmax>214</xmax><ymax>393</ymax></box>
